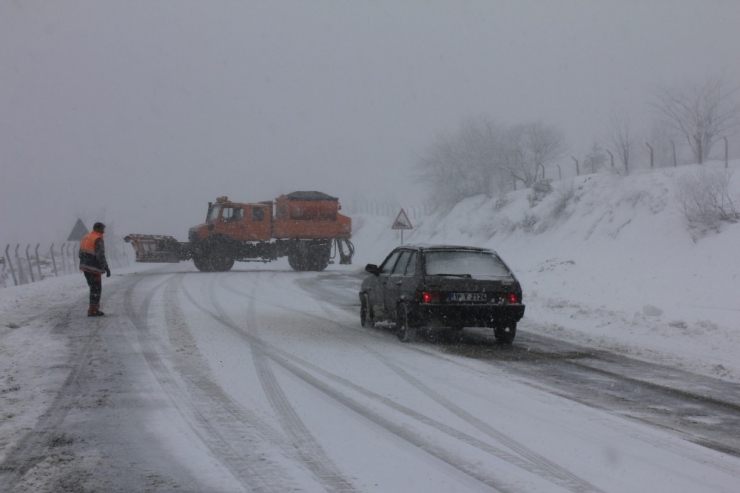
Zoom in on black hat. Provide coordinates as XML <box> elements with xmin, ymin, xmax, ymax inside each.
<box><xmin>93</xmin><ymin>222</ymin><xmax>106</xmax><ymax>231</ymax></box>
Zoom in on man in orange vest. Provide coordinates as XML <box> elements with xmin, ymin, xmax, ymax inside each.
<box><xmin>79</xmin><ymin>222</ymin><xmax>111</xmax><ymax>316</ymax></box>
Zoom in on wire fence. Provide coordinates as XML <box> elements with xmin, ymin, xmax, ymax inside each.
<box><xmin>344</xmin><ymin>199</ymin><xmax>433</xmax><ymax>219</ymax></box>
<box><xmin>1</xmin><ymin>239</ymin><xmax>131</xmax><ymax>288</ymax></box>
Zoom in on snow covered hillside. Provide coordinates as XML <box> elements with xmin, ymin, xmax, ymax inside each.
<box><xmin>352</xmin><ymin>161</ymin><xmax>740</xmax><ymax>382</ymax></box>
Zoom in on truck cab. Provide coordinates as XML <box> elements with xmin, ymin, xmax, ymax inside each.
<box><xmin>193</xmin><ymin>197</ymin><xmax>273</xmax><ymax>242</ymax></box>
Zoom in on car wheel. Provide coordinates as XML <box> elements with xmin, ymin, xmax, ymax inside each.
<box><xmin>360</xmin><ymin>295</ymin><xmax>375</xmax><ymax>328</ymax></box>
<box><xmin>494</xmin><ymin>323</ymin><xmax>516</xmax><ymax>345</ymax></box>
<box><xmin>396</xmin><ymin>303</ymin><xmax>416</xmax><ymax>343</ymax></box>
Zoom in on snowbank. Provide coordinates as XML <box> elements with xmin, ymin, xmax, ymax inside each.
<box><xmin>351</xmin><ymin>161</ymin><xmax>740</xmax><ymax>382</ymax></box>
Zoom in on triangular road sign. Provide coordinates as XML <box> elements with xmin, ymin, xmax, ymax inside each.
<box><xmin>67</xmin><ymin>218</ymin><xmax>89</xmax><ymax>241</ymax></box>
<box><xmin>392</xmin><ymin>209</ymin><xmax>413</xmax><ymax>230</ymax></box>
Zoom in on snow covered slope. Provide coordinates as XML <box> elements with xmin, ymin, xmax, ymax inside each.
<box><xmin>351</xmin><ymin>161</ymin><xmax>740</xmax><ymax>382</ymax></box>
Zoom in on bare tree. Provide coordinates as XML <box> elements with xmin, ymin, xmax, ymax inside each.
<box><xmin>648</xmin><ymin>119</ymin><xmax>679</xmax><ymax>168</ymax></box>
<box><xmin>415</xmin><ymin>116</ymin><xmax>507</xmax><ymax>209</ymax></box>
<box><xmin>525</xmin><ymin>121</ymin><xmax>567</xmax><ymax>180</ymax></box>
<box><xmin>676</xmin><ymin>168</ymin><xmax>739</xmax><ymax>232</ymax></box>
<box><xmin>502</xmin><ymin>122</ymin><xmax>566</xmax><ymax>187</ymax></box>
<box><xmin>500</xmin><ymin>124</ymin><xmax>532</xmax><ymax>187</ymax></box>
<box><xmin>607</xmin><ymin>111</ymin><xmax>639</xmax><ymax>174</ymax></box>
<box><xmin>652</xmin><ymin>76</ymin><xmax>740</xmax><ymax>164</ymax></box>
<box><xmin>416</xmin><ymin>117</ymin><xmax>567</xmax><ymax>207</ymax></box>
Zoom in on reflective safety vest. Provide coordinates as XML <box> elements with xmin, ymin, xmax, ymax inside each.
<box><xmin>79</xmin><ymin>231</ymin><xmax>107</xmax><ymax>274</ymax></box>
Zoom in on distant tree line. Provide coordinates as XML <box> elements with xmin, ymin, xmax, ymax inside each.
<box><xmin>415</xmin><ymin>117</ymin><xmax>566</xmax><ymax>210</ymax></box>
<box><xmin>416</xmin><ymin>75</ymin><xmax>740</xmax><ymax>209</ymax></box>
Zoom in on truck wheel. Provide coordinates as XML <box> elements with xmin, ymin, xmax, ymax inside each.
<box><xmin>205</xmin><ymin>237</ymin><xmax>235</xmax><ymax>272</ymax></box>
<box><xmin>288</xmin><ymin>253</ymin><xmax>306</xmax><ymax>271</ymax></box>
<box><xmin>307</xmin><ymin>255</ymin><xmax>330</xmax><ymax>271</ymax></box>
<box><xmin>494</xmin><ymin>323</ymin><xmax>516</xmax><ymax>345</ymax></box>
<box><xmin>193</xmin><ymin>254</ymin><xmax>211</xmax><ymax>272</ymax></box>
<box><xmin>210</xmin><ymin>252</ymin><xmax>234</xmax><ymax>272</ymax></box>
<box><xmin>396</xmin><ymin>303</ymin><xmax>416</xmax><ymax>343</ymax></box>
<box><xmin>306</xmin><ymin>242</ymin><xmax>331</xmax><ymax>271</ymax></box>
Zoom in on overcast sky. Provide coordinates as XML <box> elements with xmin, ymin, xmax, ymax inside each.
<box><xmin>2</xmin><ymin>0</ymin><xmax>739</xmax><ymax>246</ymax></box>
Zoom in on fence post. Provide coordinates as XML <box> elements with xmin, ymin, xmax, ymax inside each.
<box><xmin>25</xmin><ymin>245</ymin><xmax>35</xmax><ymax>282</ymax></box>
<box><xmin>646</xmin><ymin>143</ymin><xmax>654</xmax><ymax>168</ymax></box>
<box><xmin>5</xmin><ymin>245</ymin><xmax>18</xmax><ymax>286</ymax></box>
<box><xmin>606</xmin><ymin>150</ymin><xmax>614</xmax><ymax>167</ymax></box>
<box><xmin>50</xmin><ymin>244</ymin><xmax>58</xmax><ymax>277</ymax></box>
<box><xmin>35</xmin><ymin>244</ymin><xmax>43</xmax><ymax>280</ymax></box>
<box><xmin>670</xmin><ymin>140</ymin><xmax>677</xmax><ymax>167</ymax></box>
<box><xmin>61</xmin><ymin>243</ymin><xmax>67</xmax><ymax>274</ymax></box>
<box><xmin>572</xmin><ymin>157</ymin><xmax>580</xmax><ymax>176</ymax></box>
<box><xmin>71</xmin><ymin>243</ymin><xmax>78</xmax><ymax>270</ymax></box>
<box><xmin>15</xmin><ymin>244</ymin><xmax>28</xmax><ymax>284</ymax></box>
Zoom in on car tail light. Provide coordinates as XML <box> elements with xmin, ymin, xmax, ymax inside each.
<box><xmin>508</xmin><ymin>293</ymin><xmax>520</xmax><ymax>304</ymax></box>
<box><xmin>419</xmin><ymin>291</ymin><xmax>445</xmax><ymax>304</ymax></box>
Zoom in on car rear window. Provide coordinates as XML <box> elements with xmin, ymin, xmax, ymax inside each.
<box><xmin>424</xmin><ymin>251</ymin><xmax>513</xmax><ymax>279</ymax></box>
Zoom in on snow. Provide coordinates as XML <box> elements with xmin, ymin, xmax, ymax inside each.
<box><xmin>350</xmin><ymin>161</ymin><xmax>740</xmax><ymax>383</ymax></box>
<box><xmin>1</xmin><ymin>161</ymin><xmax>739</xmax><ymax>491</ymax></box>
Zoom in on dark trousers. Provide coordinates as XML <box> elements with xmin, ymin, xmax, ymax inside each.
<box><xmin>83</xmin><ymin>271</ymin><xmax>102</xmax><ymax>306</ymax></box>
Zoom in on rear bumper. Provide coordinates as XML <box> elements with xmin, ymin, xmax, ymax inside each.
<box><xmin>414</xmin><ymin>303</ymin><xmax>525</xmax><ymax>328</ymax></box>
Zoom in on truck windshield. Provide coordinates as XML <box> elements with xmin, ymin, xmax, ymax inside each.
<box><xmin>207</xmin><ymin>204</ymin><xmax>221</xmax><ymax>223</ymax></box>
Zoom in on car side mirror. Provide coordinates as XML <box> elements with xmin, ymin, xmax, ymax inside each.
<box><xmin>365</xmin><ymin>264</ymin><xmax>380</xmax><ymax>276</ymax></box>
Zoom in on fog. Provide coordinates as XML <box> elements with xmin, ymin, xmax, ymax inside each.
<box><xmin>2</xmin><ymin>0</ymin><xmax>739</xmax><ymax>246</ymax></box>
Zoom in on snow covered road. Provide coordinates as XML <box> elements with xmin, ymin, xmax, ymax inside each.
<box><xmin>1</xmin><ymin>263</ymin><xmax>740</xmax><ymax>492</ymax></box>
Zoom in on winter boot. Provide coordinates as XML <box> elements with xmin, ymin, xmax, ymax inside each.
<box><xmin>88</xmin><ymin>305</ymin><xmax>105</xmax><ymax>317</ymax></box>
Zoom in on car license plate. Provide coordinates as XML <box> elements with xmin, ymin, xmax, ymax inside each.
<box><xmin>449</xmin><ymin>293</ymin><xmax>486</xmax><ymax>302</ymax></box>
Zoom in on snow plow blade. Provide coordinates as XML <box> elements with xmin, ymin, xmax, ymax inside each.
<box><xmin>124</xmin><ymin>234</ymin><xmax>186</xmax><ymax>263</ymax></box>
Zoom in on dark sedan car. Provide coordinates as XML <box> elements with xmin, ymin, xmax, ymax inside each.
<box><xmin>359</xmin><ymin>244</ymin><xmax>525</xmax><ymax>343</ymax></box>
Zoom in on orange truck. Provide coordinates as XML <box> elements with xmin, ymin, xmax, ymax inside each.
<box><xmin>125</xmin><ymin>191</ymin><xmax>354</xmax><ymax>272</ymax></box>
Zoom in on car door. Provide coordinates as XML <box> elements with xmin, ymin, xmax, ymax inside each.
<box><xmin>384</xmin><ymin>250</ymin><xmax>416</xmax><ymax>319</ymax></box>
<box><xmin>371</xmin><ymin>249</ymin><xmax>402</xmax><ymax>321</ymax></box>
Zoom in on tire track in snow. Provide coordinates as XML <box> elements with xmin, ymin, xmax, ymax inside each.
<box><xmin>297</xmin><ymin>273</ymin><xmax>740</xmax><ymax>465</ymax></box>
<box><xmin>124</xmin><ymin>273</ymin><xmax>299</xmax><ymax>493</ymax></box>
<box><xmin>209</xmin><ymin>273</ymin><xmax>357</xmax><ymax>493</ymax></box>
<box><xmin>368</xmin><ymin>350</ymin><xmax>603</xmax><ymax>493</ymax></box>
<box><xmin>176</xmin><ymin>273</ymin><xmax>356</xmax><ymax>493</ymax></box>
<box><xmin>216</xmin><ymin>273</ymin><xmax>603</xmax><ymax>492</ymax></box>
<box><xmin>0</xmin><ymin>302</ymin><xmax>92</xmax><ymax>491</ymax></box>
